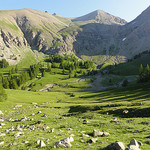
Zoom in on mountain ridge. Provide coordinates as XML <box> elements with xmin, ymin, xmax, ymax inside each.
<box><xmin>72</xmin><ymin>9</ymin><xmax>127</xmax><ymax>25</ymax></box>
<box><xmin>0</xmin><ymin>7</ymin><xmax>150</xmax><ymax>66</ymax></box>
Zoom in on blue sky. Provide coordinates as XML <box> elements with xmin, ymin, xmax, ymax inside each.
<box><xmin>0</xmin><ymin>0</ymin><xmax>150</xmax><ymax>22</ymax></box>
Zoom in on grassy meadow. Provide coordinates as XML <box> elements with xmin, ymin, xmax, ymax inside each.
<box><xmin>0</xmin><ymin>53</ymin><xmax>150</xmax><ymax>149</ymax></box>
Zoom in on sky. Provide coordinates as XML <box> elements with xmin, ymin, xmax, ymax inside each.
<box><xmin>0</xmin><ymin>0</ymin><xmax>150</xmax><ymax>22</ymax></box>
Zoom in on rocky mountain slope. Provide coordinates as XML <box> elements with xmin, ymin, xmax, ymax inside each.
<box><xmin>0</xmin><ymin>7</ymin><xmax>150</xmax><ymax>66</ymax></box>
<box><xmin>72</xmin><ymin>10</ymin><xmax>127</xmax><ymax>25</ymax></box>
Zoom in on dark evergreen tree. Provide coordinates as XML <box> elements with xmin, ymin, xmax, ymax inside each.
<box><xmin>0</xmin><ymin>59</ymin><xmax>9</xmax><ymax>68</ymax></box>
<box><xmin>2</xmin><ymin>78</ymin><xmax>9</xmax><ymax>89</ymax></box>
<box><xmin>15</xmin><ymin>65</ymin><xmax>18</xmax><ymax>73</ymax></box>
<box><xmin>42</xmin><ymin>70</ymin><xmax>45</xmax><ymax>77</ymax></box>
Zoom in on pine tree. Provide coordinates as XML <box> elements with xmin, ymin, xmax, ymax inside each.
<box><xmin>145</xmin><ymin>64</ymin><xmax>150</xmax><ymax>79</ymax></box>
<box><xmin>139</xmin><ymin>64</ymin><xmax>143</xmax><ymax>75</ymax></box>
<box><xmin>0</xmin><ymin>77</ymin><xmax>7</xmax><ymax>101</ymax></box>
<box><xmin>42</xmin><ymin>70</ymin><xmax>45</xmax><ymax>77</ymax></box>
<box><xmin>2</xmin><ymin>78</ymin><xmax>9</xmax><ymax>89</ymax></box>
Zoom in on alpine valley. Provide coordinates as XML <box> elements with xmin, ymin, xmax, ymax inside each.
<box><xmin>0</xmin><ymin>6</ymin><xmax>150</xmax><ymax>150</ymax></box>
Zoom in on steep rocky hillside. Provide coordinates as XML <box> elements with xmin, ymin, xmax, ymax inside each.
<box><xmin>0</xmin><ymin>7</ymin><xmax>150</xmax><ymax>66</ymax></box>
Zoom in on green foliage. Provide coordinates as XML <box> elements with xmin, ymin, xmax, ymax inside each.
<box><xmin>41</xmin><ymin>70</ymin><xmax>45</xmax><ymax>77</ymax></box>
<box><xmin>0</xmin><ymin>59</ymin><xmax>9</xmax><ymax>68</ymax></box>
<box><xmin>0</xmin><ymin>77</ymin><xmax>7</xmax><ymax>101</ymax></box>
<box><xmin>139</xmin><ymin>64</ymin><xmax>144</xmax><ymax>76</ymax></box>
<box><xmin>138</xmin><ymin>64</ymin><xmax>150</xmax><ymax>82</ymax></box>
<box><xmin>0</xmin><ymin>20</ymin><xmax>19</xmax><ymax>31</ymax></box>
<box><xmin>122</xmin><ymin>79</ymin><xmax>128</xmax><ymax>87</ymax></box>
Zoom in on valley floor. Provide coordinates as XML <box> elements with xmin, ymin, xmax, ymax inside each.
<box><xmin>0</xmin><ymin>79</ymin><xmax>150</xmax><ymax>149</ymax></box>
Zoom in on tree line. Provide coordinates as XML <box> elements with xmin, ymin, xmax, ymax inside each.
<box><xmin>1</xmin><ymin>64</ymin><xmax>40</xmax><ymax>89</ymax></box>
<box><xmin>138</xmin><ymin>64</ymin><xmax>150</xmax><ymax>82</ymax></box>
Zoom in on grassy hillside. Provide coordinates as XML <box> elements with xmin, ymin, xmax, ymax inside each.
<box><xmin>111</xmin><ymin>53</ymin><xmax>150</xmax><ymax>76</ymax></box>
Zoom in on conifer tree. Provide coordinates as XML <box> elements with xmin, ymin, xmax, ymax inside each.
<box><xmin>139</xmin><ymin>64</ymin><xmax>144</xmax><ymax>75</ymax></box>
<box><xmin>145</xmin><ymin>64</ymin><xmax>150</xmax><ymax>79</ymax></box>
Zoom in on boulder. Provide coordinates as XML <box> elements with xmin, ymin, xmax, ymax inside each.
<box><xmin>55</xmin><ymin>137</ymin><xmax>74</xmax><ymax>148</ymax></box>
<box><xmin>106</xmin><ymin>141</ymin><xmax>125</xmax><ymax>150</ymax></box>
<box><xmin>83</xmin><ymin>120</ymin><xmax>89</xmax><ymax>124</ymax></box>
<box><xmin>0</xmin><ymin>141</ymin><xmax>4</xmax><ymax>146</ymax></box>
<box><xmin>87</xmin><ymin>138</ymin><xmax>97</xmax><ymax>143</ymax></box>
<box><xmin>128</xmin><ymin>145</ymin><xmax>141</xmax><ymax>150</ymax></box>
<box><xmin>92</xmin><ymin>129</ymin><xmax>103</xmax><ymax>137</ymax></box>
<box><xmin>0</xmin><ymin>111</ymin><xmax>3</xmax><ymax>115</ymax></box>
<box><xmin>39</xmin><ymin>140</ymin><xmax>46</xmax><ymax>147</ymax></box>
<box><xmin>129</xmin><ymin>139</ymin><xmax>139</xmax><ymax>148</ymax></box>
<box><xmin>102</xmin><ymin>132</ymin><xmax>110</xmax><ymax>137</ymax></box>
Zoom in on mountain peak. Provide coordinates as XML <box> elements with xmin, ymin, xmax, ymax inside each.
<box><xmin>72</xmin><ymin>10</ymin><xmax>127</xmax><ymax>25</ymax></box>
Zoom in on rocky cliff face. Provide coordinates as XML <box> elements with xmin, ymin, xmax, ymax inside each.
<box><xmin>0</xmin><ymin>7</ymin><xmax>150</xmax><ymax>65</ymax></box>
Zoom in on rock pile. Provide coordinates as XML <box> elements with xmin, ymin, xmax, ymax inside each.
<box><xmin>92</xmin><ymin>129</ymin><xmax>110</xmax><ymax>137</ymax></box>
<box><xmin>106</xmin><ymin>139</ymin><xmax>142</xmax><ymax>150</ymax></box>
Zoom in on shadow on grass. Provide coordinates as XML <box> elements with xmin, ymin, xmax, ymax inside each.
<box><xmin>79</xmin><ymin>82</ymin><xmax>150</xmax><ymax>103</ymax></box>
<box><xmin>105</xmin><ymin>107</ymin><xmax>150</xmax><ymax>118</ymax></box>
<box><xmin>68</xmin><ymin>105</ymin><xmax>102</xmax><ymax>113</ymax></box>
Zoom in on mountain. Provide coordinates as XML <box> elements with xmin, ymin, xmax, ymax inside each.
<box><xmin>118</xmin><ymin>6</ymin><xmax>150</xmax><ymax>57</ymax></box>
<box><xmin>0</xmin><ymin>7</ymin><xmax>150</xmax><ymax>66</ymax></box>
<box><xmin>72</xmin><ymin>10</ymin><xmax>127</xmax><ymax>25</ymax></box>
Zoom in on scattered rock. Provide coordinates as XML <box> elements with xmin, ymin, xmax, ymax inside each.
<box><xmin>37</xmin><ymin>111</ymin><xmax>42</xmax><ymax>114</ymax></box>
<box><xmin>102</xmin><ymin>132</ymin><xmax>110</xmax><ymax>137</ymax></box>
<box><xmin>92</xmin><ymin>129</ymin><xmax>103</xmax><ymax>137</ymax></box>
<box><xmin>55</xmin><ymin>137</ymin><xmax>74</xmax><ymax>148</ymax></box>
<box><xmin>82</xmin><ymin>134</ymin><xmax>90</xmax><ymax>138</ymax></box>
<box><xmin>0</xmin><ymin>111</ymin><xmax>3</xmax><ymax>115</ymax></box>
<box><xmin>87</xmin><ymin>138</ymin><xmax>97</xmax><ymax>143</ymax></box>
<box><xmin>0</xmin><ymin>123</ymin><xmax>5</xmax><ymax>126</ymax></box>
<box><xmin>106</xmin><ymin>141</ymin><xmax>125</xmax><ymax>150</ymax></box>
<box><xmin>0</xmin><ymin>141</ymin><xmax>4</xmax><ymax>146</ymax></box>
<box><xmin>129</xmin><ymin>139</ymin><xmax>139</xmax><ymax>148</ymax></box>
<box><xmin>110</xmin><ymin>118</ymin><xmax>119</xmax><ymax>123</ymax></box>
<box><xmin>0</xmin><ymin>133</ymin><xmax>6</xmax><ymax>136</ymax></box>
<box><xmin>14</xmin><ymin>132</ymin><xmax>24</xmax><ymax>137</ymax></box>
<box><xmin>50</xmin><ymin>128</ymin><xmax>54</xmax><ymax>133</ymax></box>
<box><xmin>39</xmin><ymin>140</ymin><xmax>46</xmax><ymax>147</ymax></box>
<box><xmin>123</xmin><ymin>110</ymin><xmax>129</xmax><ymax>114</ymax></box>
<box><xmin>15</xmin><ymin>105</ymin><xmax>22</xmax><ymax>108</ymax></box>
<box><xmin>83</xmin><ymin>120</ymin><xmax>89</xmax><ymax>124</ymax></box>
<box><xmin>128</xmin><ymin>145</ymin><xmax>141</xmax><ymax>150</ymax></box>
<box><xmin>37</xmin><ymin>140</ymin><xmax>40</xmax><ymax>145</ymax></box>
<box><xmin>31</xmin><ymin>102</ymin><xmax>37</xmax><ymax>105</ymax></box>
<box><xmin>46</xmin><ymin>139</ymin><xmax>49</xmax><ymax>144</ymax></box>
<box><xmin>23</xmin><ymin>141</ymin><xmax>29</xmax><ymax>144</ymax></box>
<box><xmin>37</xmin><ymin>120</ymin><xmax>43</xmax><ymax>124</ymax></box>
<box><xmin>8</xmin><ymin>118</ymin><xmax>14</xmax><ymax>122</ymax></box>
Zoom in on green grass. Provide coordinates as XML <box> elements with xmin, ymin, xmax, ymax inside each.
<box><xmin>0</xmin><ymin>20</ymin><xmax>19</xmax><ymax>31</ymax></box>
<box><xmin>0</xmin><ymin>79</ymin><xmax>150</xmax><ymax>149</ymax></box>
<box><xmin>112</xmin><ymin>54</ymin><xmax>150</xmax><ymax>76</ymax></box>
